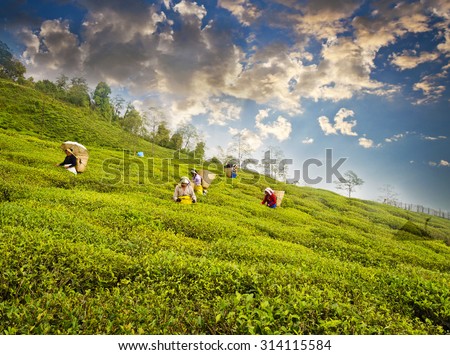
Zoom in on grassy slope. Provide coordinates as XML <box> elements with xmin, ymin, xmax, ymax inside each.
<box><xmin>0</xmin><ymin>80</ymin><xmax>449</xmax><ymax>335</ymax></box>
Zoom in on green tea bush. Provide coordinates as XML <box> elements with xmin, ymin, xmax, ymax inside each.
<box><xmin>0</xmin><ymin>82</ymin><xmax>449</xmax><ymax>334</ymax></box>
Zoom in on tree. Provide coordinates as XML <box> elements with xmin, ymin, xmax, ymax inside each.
<box><xmin>154</xmin><ymin>122</ymin><xmax>171</xmax><ymax>147</ymax></box>
<box><xmin>93</xmin><ymin>82</ymin><xmax>113</xmax><ymax>122</ymax></box>
<box><xmin>262</xmin><ymin>146</ymin><xmax>289</xmax><ymax>181</ymax></box>
<box><xmin>56</xmin><ymin>74</ymin><xmax>69</xmax><ymax>92</ymax></box>
<box><xmin>378</xmin><ymin>184</ymin><xmax>399</xmax><ymax>205</ymax></box>
<box><xmin>0</xmin><ymin>41</ymin><xmax>26</xmax><ymax>82</ymax></box>
<box><xmin>67</xmin><ymin>77</ymin><xmax>90</xmax><ymax>107</ymax></box>
<box><xmin>121</xmin><ymin>103</ymin><xmax>144</xmax><ymax>135</ymax></box>
<box><xmin>335</xmin><ymin>170</ymin><xmax>364</xmax><ymax>198</ymax></box>
<box><xmin>18</xmin><ymin>76</ymin><xmax>34</xmax><ymax>87</ymax></box>
<box><xmin>144</xmin><ymin>107</ymin><xmax>166</xmax><ymax>156</ymax></box>
<box><xmin>228</xmin><ymin>131</ymin><xmax>253</xmax><ymax>165</ymax></box>
<box><xmin>216</xmin><ymin>145</ymin><xmax>236</xmax><ymax>166</ymax></box>
<box><xmin>193</xmin><ymin>141</ymin><xmax>206</xmax><ymax>161</ymax></box>
<box><xmin>177</xmin><ymin>123</ymin><xmax>199</xmax><ymax>151</ymax></box>
<box><xmin>121</xmin><ymin>103</ymin><xmax>145</xmax><ymax>155</ymax></box>
<box><xmin>169</xmin><ymin>132</ymin><xmax>183</xmax><ymax>151</ymax></box>
<box><xmin>35</xmin><ymin>79</ymin><xmax>58</xmax><ymax>96</ymax></box>
<box><xmin>111</xmin><ymin>95</ymin><xmax>125</xmax><ymax>122</ymax></box>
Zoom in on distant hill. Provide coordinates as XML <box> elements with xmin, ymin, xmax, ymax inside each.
<box><xmin>0</xmin><ymin>80</ymin><xmax>449</xmax><ymax>335</ymax></box>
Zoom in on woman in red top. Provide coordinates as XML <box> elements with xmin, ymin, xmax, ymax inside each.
<box><xmin>261</xmin><ymin>187</ymin><xmax>277</xmax><ymax>208</ymax></box>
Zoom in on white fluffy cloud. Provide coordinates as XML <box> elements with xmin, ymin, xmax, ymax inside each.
<box><xmin>174</xmin><ymin>0</ymin><xmax>207</xmax><ymax>20</ymax></box>
<box><xmin>225</xmin><ymin>44</ymin><xmax>304</xmax><ymax>114</ymax></box>
<box><xmin>390</xmin><ymin>50</ymin><xmax>440</xmax><ymax>70</ymax></box>
<box><xmin>358</xmin><ymin>137</ymin><xmax>374</xmax><ymax>149</ymax></box>
<box><xmin>228</xmin><ymin>127</ymin><xmax>263</xmax><ymax>151</ymax></box>
<box><xmin>291</xmin><ymin>37</ymin><xmax>398</xmax><ymax>103</ymax></box>
<box><xmin>318</xmin><ymin>108</ymin><xmax>358</xmax><ymax>136</ymax></box>
<box><xmin>207</xmin><ymin>99</ymin><xmax>242</xmax><ymax>126</ymax></box>
<box><xmin>318</xmin><ymin>116</ymin><xmax>337</xmax><ymax>135</ymax></box>
<box><xmin>302</xmin><ymin>137</ymin><xmax>314</xmax><ymax>144</ymax></box>
<box><xmin>255</xmin><ymin>109</ymin><xmax>292</xmax><ymax>141</ymax></box>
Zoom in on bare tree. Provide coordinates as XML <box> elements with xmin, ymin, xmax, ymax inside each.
<box><xmin>378</xmin><ymin>184</ymin><xmax>399</xmax><ymax>205</ymax></box>
<box><xmin>111</xmin><ymin>95</ymin><xmax>125</xmax><ymax>122</ymax></box>
<box><xmin>262</xmin><ymin>146</ymin><xmax>290</xmax><ymax>182</ymax></box>
<box><xmin>335</xmin><ymin>170</ymin><xmax>364</xmax><ymax>198</ymax></box>
<box><xmin>144</xmin><ymin>107</ymin><xmax>166</xmax><ymax>156</ymax></box>
<box><xmin>228</xmin><ymin>132</ymin><xmax>254</xmax><ymax>165</ymax></box>
<box><xmin>216</xmin><ymin>145</ymin><xmax>236</xmax><ymax>166</ymax></box>
<box><xmin>177</xmin><ymin>123</ymin><xmax>199</xmax><ymax>151</ymax></box>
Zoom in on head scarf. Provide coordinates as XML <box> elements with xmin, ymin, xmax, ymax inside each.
<box><xmin>264</xmin><ymin>187</ymin><xmax>274</xmax><ymax>195</ymax></box>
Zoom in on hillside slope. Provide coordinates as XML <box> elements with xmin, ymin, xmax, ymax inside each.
<box><xmin>0</xmin><ymin>79</ymin><xmax>173</xmax><ymax>157</ymax></box>
<box><xmin>0</xmin><ymin>82</ymin><xmax>449</xmax><ymax>335</ymax></box>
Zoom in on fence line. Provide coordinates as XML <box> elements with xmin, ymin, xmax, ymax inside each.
<box><xmin>384</xmin><ymin>200</ymin><xmax>450</xmax><ymax>220</ymax></box>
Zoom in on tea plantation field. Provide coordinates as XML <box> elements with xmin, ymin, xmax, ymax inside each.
<box><xmin>0</xmin><ymin>80</ymin><xmax>449</xmax><ymax>334</ymax></box>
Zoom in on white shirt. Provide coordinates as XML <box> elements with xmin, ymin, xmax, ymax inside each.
<box><xmin>173</xmin><ymin>184</ymin><xmax>197</xmax><ymax>202</ymax></box>
<box><xmin>192</xmin><ymin>173</ymin><xmax>202</xmax><ymax>186</ymax></box>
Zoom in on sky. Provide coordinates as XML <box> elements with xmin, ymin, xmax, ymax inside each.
<box><xmin>1</xmin><ymin>0</ymin><xmax>449</xmax><ymax>210</ymax></box>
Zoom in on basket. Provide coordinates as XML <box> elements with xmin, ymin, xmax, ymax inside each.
<box><xmin>76</xmin><ymin>157</ymin><xmax>89</xmax><ymax>173</ymax></box>
<box><xmin>198</xmin><ymin>169</ymin><xmax>216</xmax><ymax>188</ymax></box>
<box><xmin>224</xmin><ymin>167</ymin><xmax>233</xmax><ymax>178</ymax></box>
<box><xmin>274</xmin><ymin>190</ymin><xmax>285</xmax><ymax>207</ymax></box>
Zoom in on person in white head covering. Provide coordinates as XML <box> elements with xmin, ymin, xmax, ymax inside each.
<box><xmin>173</xmin><ymin>177</ymin><xmax>197</xmax><ymax>203</ymax></box>
<box><xmin>261</xmin><ymin>187</ymin><xmax>277</xmax><ymax>208</ymax></box>
<box><xmin>55</xmin><ymin>148</ymin><xmax>77</xmax><ymax>175</ymax></box>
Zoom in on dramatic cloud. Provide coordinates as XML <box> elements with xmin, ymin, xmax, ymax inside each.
<box><xmin>318</xmin><ymin>108</ymin><xmax>358</xmax><ymax>136</ymax></box>
<box><xmin>19</xmin><ymin>20</ymin><xmax>83</xmax><ymax>76</ymax></box>
<box><xmin>10</xmin><ymin>0</ymin><xmax>449</xmax><ymax>123</ymax></box>
<box><xmin>353</xmin><ymin>1</ymin><xmax>431</xmax><ymax>54</ymax></box>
